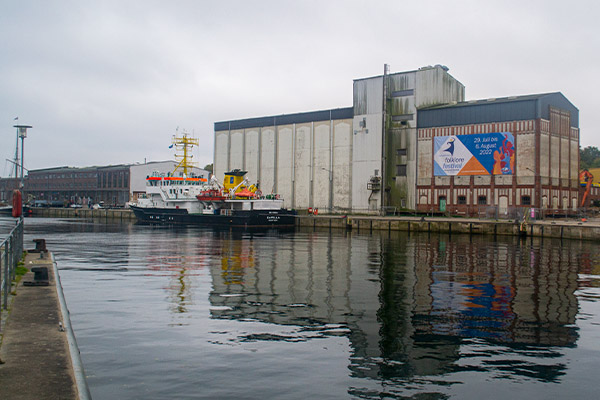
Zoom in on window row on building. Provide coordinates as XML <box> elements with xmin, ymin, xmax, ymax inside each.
<box><xmin>1</xmin><ymin>162</ymin><xmax>208</xmax><ymax>207</ymax></box>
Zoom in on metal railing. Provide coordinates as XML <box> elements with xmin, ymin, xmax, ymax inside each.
<box><xmin>475</xmin><ymin>206</ymin><xmax>526</xmax><ymax>221</ymax></box>
<box><xmin>475</xmin><ymin>206</ymin><xmax>583</xmax><ymax>221</ymax></box>
<box><xmin>1</xmin><ymin>218</ymin><xmax>24</xmax><ymax>326</ymax></box>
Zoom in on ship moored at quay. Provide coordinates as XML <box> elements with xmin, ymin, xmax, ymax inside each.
<box><xmin>128</xmin><ymin>133</ymin><xmax>296</xmax><ymax>229</ymax></box>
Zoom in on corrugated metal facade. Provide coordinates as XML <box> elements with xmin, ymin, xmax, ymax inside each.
<box><xmin>215</xmin><ymin>108</ymin><xmax>354</xmax><ymax>131</ymax></box>
<box><xmin>418</xmin><ymin>93</ymin><xmax>578</xmax><ymax>129</ymax></box>
<box><xmin>352</xmin><ymin>66</ymin><xmax>464</xmax><ymax>212</ymax></box>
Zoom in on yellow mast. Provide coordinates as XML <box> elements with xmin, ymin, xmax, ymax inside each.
<box><xmin>171</xmin><ymin>131</ymin><xmax>199</xmax><ymax>176</ymax></box>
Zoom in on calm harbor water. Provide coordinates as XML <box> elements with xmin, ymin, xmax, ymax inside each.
<box><xmin>3</xmin><ymin>217</ymin><xmax>600</xmax><ymax>399</ymax></box>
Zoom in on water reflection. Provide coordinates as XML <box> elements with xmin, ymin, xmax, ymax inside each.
<box><xmin>208</xmin><ymin>231</ymin><xmax>583</xmax><ymax>388</ymax></box>
<box><xmin>138</xmin><ymin>228</ymin><xmax>223</xmax><ymax>317</ymax></box>
<box><xmin>19</xmin><ymin>219</ymin><xmax>600</xmax><ymax>399</ymax></box>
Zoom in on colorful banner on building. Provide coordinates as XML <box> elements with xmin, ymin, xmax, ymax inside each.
<box><xmin>433</xmin><ymin>132</ymin><xmax>515</xmax><ymax>176</ymax></box>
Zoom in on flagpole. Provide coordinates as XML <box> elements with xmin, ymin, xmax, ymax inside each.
<box><xmin>12</xmin><ymin>117</ymin><xmax>19</xmax><ymax>179</ymax></box>
<box><xmin>14</xmin><ymin>127</ymin><xmax>19</xmax><ymax>179</ymax></box>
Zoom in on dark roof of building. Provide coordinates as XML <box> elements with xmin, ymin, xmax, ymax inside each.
<box><xmin>96</xmin><ymin>164</ymin><xmax>131</xmax><ymax>171</ymax></box>
<box><xmin>28</xmin><ymin>164</ymin><xmax>132</xmax><ymax>174</ymax></box>
<box><xmin>417</xmin><ymin>92</ymin><xmax>579</xmax><ymax>128</ymax></box>
<box><xmin>214</xmin><ymin>107</ymin><xmax>354</xmax><ymax>131</ymax></box>
<box><xmin>28</xmin><ymin>166</ymin><xmax>88</xmax><ymax>173</ymax></box>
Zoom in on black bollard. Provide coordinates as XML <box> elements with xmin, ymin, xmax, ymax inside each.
<box><xmin>23</xmin><ymin>267</ymin><xmax>50</xmax><ymax>286</ymax></box>
<box><xmin>31</xmin><ymin>239</ymin><xmax>47</xmax><ymax>252</ymax></box>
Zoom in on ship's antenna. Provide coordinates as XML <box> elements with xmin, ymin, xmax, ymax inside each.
<box><xmin>171</xmin><ymin>129</ymin><xmax>199</xmax><ymax>176</ymax></box>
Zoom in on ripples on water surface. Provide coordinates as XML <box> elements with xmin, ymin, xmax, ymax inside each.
<box><xmin>4</xmin><ymin>217</ymin><xmax>600</xmax><ymax>399</ymax></box>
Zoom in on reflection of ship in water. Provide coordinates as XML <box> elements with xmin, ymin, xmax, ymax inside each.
<box><xmin>208</xmin><ymin>231</ymin><xmax>582</xmax><ymax>384</ymax></box>
<box><xmin>218</xmin><ymin>236</ymin><xmax>255</xmax><ymax>287</ymax></box>
<box><xmin>140</xmin><ymin>228</ymin><xmax>220</xmax><ymax>318</ymax></box>
<box><xmin>146</xmin><ymin>252</ymin><xmax>195</xmax><ymax>316</ymax></box>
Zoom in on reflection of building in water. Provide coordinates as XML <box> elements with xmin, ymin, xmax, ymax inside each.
<box><xmin>577</xmin><ymin>248</ymin><xmax>600</xmax><ymax>287</ymax></box>
<box><xmin>208</xmin><ymin>230</ymin><xmax>581</xmax><ymax>382</ymax></box>
<box><xmin>210</xmin><ymin>231</ymin><xmax>360</xmax><ymax>327</ymax></box>
<box><xmin>411</xmin><ymin>236</ymin><xmax>579</xmax><ymax>346</ymax></box>
<box><xmin>399</xmin><ymin>235</ymin><xmax>580</xmax><ymax>379</ymax></box>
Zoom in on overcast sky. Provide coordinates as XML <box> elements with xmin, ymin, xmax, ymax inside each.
<box><xmin>1</xmin><ymin>0</ymin><xmax>598</xmax><ymax>176</ymax></box>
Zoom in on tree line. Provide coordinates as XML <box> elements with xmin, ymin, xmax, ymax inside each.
<box><xmin>581</xmin><ymin>146</ymin><xmax>600</xmax><ymax>170</ymax></box>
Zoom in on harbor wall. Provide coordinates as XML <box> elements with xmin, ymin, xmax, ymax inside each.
<box><xmin>31</xmin><ymin>207</ymin><xmax>136</xmax><ymax>221</ymax></box>
<box><xmin>28</xmin><ymin>208</ymin><xmax>600</xmax><ymax>241</ymax></box>
<box><xmin>296</xmin><ymin>215</ymin><xmax>600</xmax><ymax>241</ymax></box>
<box><xmin>0</xmin><ymin>250</ymin><xmax>91</xmax><ymax>399</ymax></box>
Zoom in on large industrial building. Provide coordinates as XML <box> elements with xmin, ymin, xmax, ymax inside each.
<box><xmin>214</xmin><ymin>65</ymin><xmax>580</xmax><ymax>215</ymax></box>
<box><xmin>215</xmin><ymin>65</ymin><xmax>464</xmax><ymax>213</ymax></box>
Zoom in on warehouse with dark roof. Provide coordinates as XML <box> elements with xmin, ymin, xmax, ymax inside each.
<box><xmin>213</xmin><ymin>66</ymin><xmax>580</xmax><ymax>216</ymax></box>
<box><xmin>416</xmin><ymin>93</ymin><xmax>579</xmax><ymax>217</ymax></box>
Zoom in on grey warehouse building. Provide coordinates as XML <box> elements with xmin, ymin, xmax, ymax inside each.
<box><xmin>214</xmin><ymin>65</ymin><xmax>579</xmax><ymax>215</ymax></box>
<box><xmin>214</xmin><ymin>65</ymin><xmax>464</xmax><ymax>213</ymax></box>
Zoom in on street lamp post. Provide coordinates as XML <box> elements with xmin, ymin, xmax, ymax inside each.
<box><xmin>13</xmin><ymin>124</ymin><xmax>32</xmax><ymax>190</ymax></box>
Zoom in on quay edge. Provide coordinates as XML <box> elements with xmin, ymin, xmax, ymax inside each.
<box><xmin>0</xmin><ymin>250</ymin><xmax>91</xmax><ymax>400</ymax></box>
<box><xmin>32</xmin><ymin>207</ymin><xmax>137</xmax><ymax>221</ymax></box>
<box><xmin>27</xmin><ymin>207</ymin><xmax>600</xmax><ymax>241</ymax></box>
<box><xmin>296</xmin><ymin>215</ymin><xmax>600</xmax><ymax>241</ymax></box>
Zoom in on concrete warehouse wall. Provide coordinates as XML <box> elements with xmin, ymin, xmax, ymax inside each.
<box><xmin>215</xmin><ymin>117</ymin><xmax>353</xmax><ymax>212</ymax></box>
<box><xmin>215</xmin><ymin>65</ymin><xmax>463</xmax><ymax>213</ymax></box>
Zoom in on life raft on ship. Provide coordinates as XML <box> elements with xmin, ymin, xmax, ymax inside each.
<box><xmin>196</xmin><ymin>189</ymin><xmax>227</xmax><ymax>202</ymax></box>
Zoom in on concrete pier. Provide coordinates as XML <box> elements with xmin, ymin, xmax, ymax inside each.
<box><xmin>27</xmin><ymin>207</ymin><xmax>600</xmax><ymax>240</ymax></box>
<box><xmin>296</xmin><ymin>214</ymin><xmax>600</xmax><ymax>240</ymax></box>
<box><xmin>0</xmin><ymin>250</ymin><xmax>88</xmax><ymax>400</ymax></box>
<box><xmin>32</xmin><ymin>207</ymin><xmax>136</xmax><ymax>221</ymax></box>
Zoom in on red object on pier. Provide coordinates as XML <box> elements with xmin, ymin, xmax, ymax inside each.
<box><xmin>12</xmin><ymin>190</ymin><xmax>22</xmax><ymax>218</ymax></box>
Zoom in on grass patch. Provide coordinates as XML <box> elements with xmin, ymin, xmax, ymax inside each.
<box><xmin>11</xmin><ymin>266</ymin><xmax>28</xmax><ymax>290</ymax></box>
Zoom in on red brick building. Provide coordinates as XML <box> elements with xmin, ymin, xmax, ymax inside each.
<box><xmin>416</xmin><ymin>93</ymin><xmax>579</xmax><ymax>217</ymax></box>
